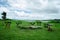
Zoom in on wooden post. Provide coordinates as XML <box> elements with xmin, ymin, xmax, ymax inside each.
<box><xmin>47</xmin><ymin>24</ymin><xmax>52</xmax><ymax>31</ymax></box>
<box><xmin>5</xmin><ymin>22</ymin><xmax>11</xmax><ymax>29</ymax></box>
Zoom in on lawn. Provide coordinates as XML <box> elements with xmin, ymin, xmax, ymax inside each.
<box><xmin>0</xmin><ymin>20</ymin><xmax>60</xmax><ymax>40</ymax></box>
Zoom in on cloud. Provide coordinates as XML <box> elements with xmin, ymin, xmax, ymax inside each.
<box><xmin>26</xmin><ymin>0</ymin><xmax>48</xmax><ymax>9</ymax></box>
<box><xmin>0</xmin><ymin>7</ymin><xmax>9</xmax><ymax>12</ymax></box>
<box><xmin>0</xmin><ymin>0</ymin><xmax>60</xmax><ymax>20</ymax></box>
<box><xmin>7</xmin><ymin>0</ymin><xmax>27</xmax><ymax>9</ymax></box>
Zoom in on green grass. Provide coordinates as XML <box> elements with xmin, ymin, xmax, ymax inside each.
<box><xmin>0</xmin><ymin>20</ymin><xmax>60</xmax><ymax>40</ymax></box>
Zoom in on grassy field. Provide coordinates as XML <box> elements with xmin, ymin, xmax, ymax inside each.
<box><xmin>0</xmin><ymin>19</ymin><xmax>60</xmax><ymax>40</ymax></box>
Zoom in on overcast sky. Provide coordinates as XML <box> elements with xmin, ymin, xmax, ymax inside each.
<box><xmin>0</xmin><ymin>0</ymin><xmax>60</xmax><ymax>20</ymax></box>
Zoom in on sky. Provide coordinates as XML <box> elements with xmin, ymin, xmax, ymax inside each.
<box><xmin>0</xmin><ymin>0</ymin><xmax>60</xmax><ymax>20</ymax></box>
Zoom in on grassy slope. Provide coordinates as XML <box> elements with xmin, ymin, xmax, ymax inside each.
<box><xmin>0</xmin><ymin>20</ymin><xmax>60</xmax><ymax>40</ymax></box>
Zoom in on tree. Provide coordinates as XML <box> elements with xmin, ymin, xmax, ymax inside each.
<box><xmin>49</xmin><ymin>19</ymin><xmax>60</xmax><ymax>23</ymax></box>
<box><xmin>30</xmin><ymin>22</ymin><xmax>35</xmax><ymax>25</ymax></box>
<box><xmin>1</xmin><ymin>12</ymin><xmax>6</xmax><ymax>20</ymax></box>
<box><xmin>35</xmin><ymin>20</ymin><xmax>41</xmax><ymax>26</ymax></box>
